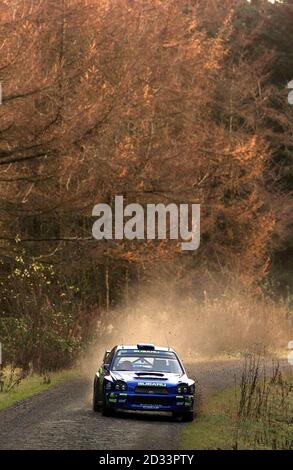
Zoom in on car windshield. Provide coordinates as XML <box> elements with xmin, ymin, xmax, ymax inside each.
<box><xmin>112</xmin><ymin>350</ymin><xmax>183</xmax><ymax>374</ymax></box>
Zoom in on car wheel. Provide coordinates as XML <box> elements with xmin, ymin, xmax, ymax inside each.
<box><xmin>172</xmin><ymin>410</ymin><xmax>194</xmax><ymax>421</ymax></box>
<box><xmin>93</xmin><ymin>396</ymin><xmax>100</xmax><ymax>412</ymax></box>
<box><xmin>183</xmin><ymin>410</ymin><xmax>194</xmax><ymax>422</ymax></box>
<box><xmin>93</xmin><ymin>383</ymin><xmax>101</xmax><ymax>412</ymax></box>
<box><xmin>102</xmin><ymin>403</ymin><xmax>114</xmax><ymax>417</ymax></box>
<box><xmin>172</xmin><ymin>411</ymin><xmax>181</xmax><ymax>421</ymax></box>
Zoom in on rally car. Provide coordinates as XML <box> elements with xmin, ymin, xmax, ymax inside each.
<box><xmin>93</xmin><ymin>343</ymin><xmax>196</xmax><ymax>421</ymax></box>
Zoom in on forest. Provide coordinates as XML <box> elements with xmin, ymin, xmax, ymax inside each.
<box><xmin>0</xmin><ymin>0</ymin><xmax>292</xmax><ymax>374</ymax></box>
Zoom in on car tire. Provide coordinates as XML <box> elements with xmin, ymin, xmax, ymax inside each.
<box><xmin>183</xmin><ymin>410</ymin><xmax>194</xmax><ymax>422</ymax></box>
<box><xmin>102</xmin><ymin>404</ymin><xmax>114</xmax><ymax>417</ymax></box>
<box><xmin>93</xmin><ymin>383</ymin><xmax>101</xmax><ymax>412</ymax></box>
<box><xmin>172</xmin><ymin>410</ymin><xmax>194</xmax><ymax>422</ymax></box>
<box><xmin>93</xmin><ymin>396</ymin><xmax>100</xmax><ymax>412</ymax></box>
<box><xmin>172</xmin><ymin>411</ymin><xmax>181</xmax><ymax>421</ymax></box>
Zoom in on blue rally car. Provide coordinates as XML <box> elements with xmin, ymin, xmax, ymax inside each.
<box><xmin>93</xmin><ymin>343</ymin><xmax>196</xmax><ymax>421</ymax></box>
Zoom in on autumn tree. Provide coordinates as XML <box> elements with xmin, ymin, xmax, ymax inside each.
<box><xmin>0</xmin><ymin>0</ymin><xmax>291</xmax><ymax>369</ymax></box>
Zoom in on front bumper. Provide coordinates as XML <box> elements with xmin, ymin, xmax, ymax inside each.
<box><xmin>106</xmin><ymin>391</ymin><xmax>194</xmax><ymax>412</ymax></box>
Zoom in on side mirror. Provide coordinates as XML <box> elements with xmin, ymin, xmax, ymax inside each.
<box><xmin>103</xmin><ymin>364</ymin><xmax>110</xmax><ymax>372</ymax></box>
<box><xmin>103</xmin><ymin>350</ymin><xmax>110</xmax><ymax>363</ymax></box>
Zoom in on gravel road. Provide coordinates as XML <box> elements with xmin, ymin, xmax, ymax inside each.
<box><xmin>0</xmin><ymin>360</ymin><xmax>246</xmax><ymax>450</ymax></box>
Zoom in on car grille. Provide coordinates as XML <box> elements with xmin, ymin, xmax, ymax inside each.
<box><xmin>131</xmin><ymin>396</ymin><xmax>172</xmax><ymax>406</ymax></box>
<box><xmin>134</xmin><ymin>386</ymin><xmax>168</xmax><ymax>394</ymax></box>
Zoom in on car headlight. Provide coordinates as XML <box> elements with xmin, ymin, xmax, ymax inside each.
<box><xmin>114</xmin><ymin>381</ymin><xmax>127</xmax><ymax>391</ymax></box>
<box><xmin>177</xmin><ymin>384</ymin><xmax>189</xmax><ymax>394</ymax></box>
<box><xmin>189</xmin><ymin>383</ymin><xmax>195</xmax><ymax>394</ymax></box>
<box><xmin>104</xmin><ymin>380</ymin><xmax>112</xmax><ymax>390</ymax></box>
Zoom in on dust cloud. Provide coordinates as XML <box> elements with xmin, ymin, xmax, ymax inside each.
<box><xmin>81</xmin><ymin>286</ymin><xmax>291</xmax><ymax>378</ymax></box>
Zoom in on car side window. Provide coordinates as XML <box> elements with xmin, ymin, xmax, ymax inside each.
<box><xmin>104</xmin><ymin>348</ymin><xmax>115</xmax><ymax>367</ymax></box>
<box><xmin>103</xmin><ymin>350</ymin><xmax>110</xmax><ymax>364</ymax></box>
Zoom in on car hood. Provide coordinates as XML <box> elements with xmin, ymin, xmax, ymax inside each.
<box><xmin>109</xmin><ymin>370</ymin><xmax>190</xmax><ymax>387</ymax></box>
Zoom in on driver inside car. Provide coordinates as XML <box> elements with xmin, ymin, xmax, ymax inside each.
<box><xmin>117</xmin><ymin>360</ymin><xmax>133</xmax><ymax>371</ymax></box>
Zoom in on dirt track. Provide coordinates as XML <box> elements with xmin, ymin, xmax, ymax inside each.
<box><xmin>0</xmin><ymin>360</ymin><xmax>245</xmax><ymax>450</ymax></box>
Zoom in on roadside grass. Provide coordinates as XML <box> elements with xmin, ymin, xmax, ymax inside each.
<box><xmin>181</xmin><ymin>387</ymin><xmax>242</xmax><ymax>450</ymax></box>
<box><xmin>182</xmin><ymin>362</ymin><xmax>293</xmax><ymax>450</ymax></box>
<box><xmin>0</xmin><ymin>368</ymin><xmax>80</xmax><ymax>412</ymax></box>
